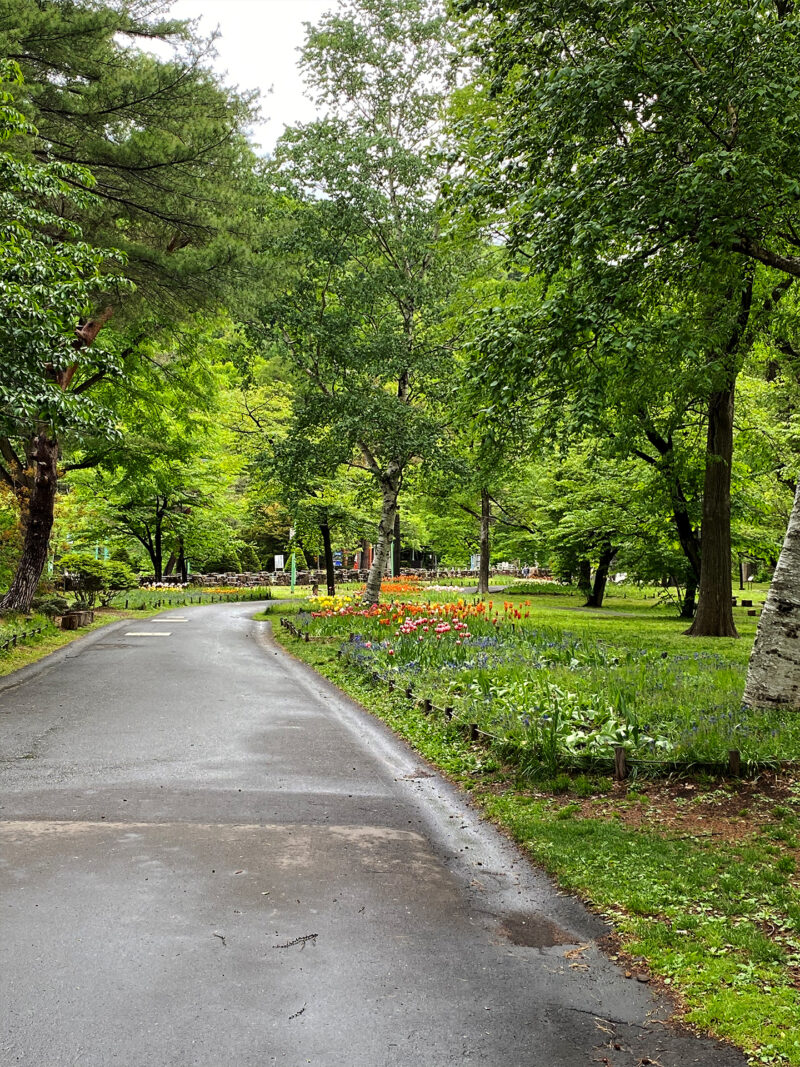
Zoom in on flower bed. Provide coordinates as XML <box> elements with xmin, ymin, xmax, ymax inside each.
<box><xmin>297</xmin><ymin>597</ymin><xmax>799</xmax><ymax>773</ymax></box>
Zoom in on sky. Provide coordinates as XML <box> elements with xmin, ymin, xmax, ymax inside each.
<box><xmin>167</xmin><ymin>0</ymin><xmax>334</xmax><ymax>154</ymax></box>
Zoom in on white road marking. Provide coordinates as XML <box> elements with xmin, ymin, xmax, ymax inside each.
<box><xmin>125</xmin><ymin>632</ymin><xmax>173</xmax><ymax>637</ymax></box>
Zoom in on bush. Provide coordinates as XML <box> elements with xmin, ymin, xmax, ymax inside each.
<box><xmin>60</xmin><ymin>552</ymin><xmax>138</xmax><ymax>607</ymax></box>
<box><xmin>31</xmin><ymin>595</ymin><xmax>69</xmax><ymax>617</ymax></box>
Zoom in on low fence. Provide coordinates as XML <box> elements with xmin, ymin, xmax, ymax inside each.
<box><xmin>0</xmin><ymin>621</ymin><xmax>53</xmax><ymax>654</ymax></box>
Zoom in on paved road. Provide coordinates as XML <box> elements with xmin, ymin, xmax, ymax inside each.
<box><xmin>0</xmin><ymin>603</ymin><xmax>745</xmax><ymax>1067</ymax></box>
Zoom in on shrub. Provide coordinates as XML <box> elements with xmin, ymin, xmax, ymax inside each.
<box><xmin>60</xmin><ymin>552</ymin><xmax>138</xmax><ymax>608</ymax></box>
<box><xmin>31</xmin><ymin>595</ymin><xmax>69</xmax><ymax>617</ymax></box>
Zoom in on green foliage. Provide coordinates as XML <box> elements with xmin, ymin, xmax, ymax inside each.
<box><xmin>59</xmin><ymin>550</ymin><xmax>137</xmax><ymax>607</ymax></box>
<box><xmin>0</xmin><ymin>1</ymin><xmax>258</xmax><ymax>316</ymax></box>
<box><xmin>254</xmin><ymin>0</ymin><xmax>479</xmax><ymax>598</ymax></box>
<box><xmin>300</xmin><ymin>588</ymin><xmax>800</xmax><ymax>768</ymax></box>
<box><xmin>0</xmin><ymin>59</ymin><xmax>123</xmax><ymax>437</ymax></box>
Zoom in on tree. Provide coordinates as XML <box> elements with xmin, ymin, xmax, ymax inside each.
<box><xmin>0</xmin><ymin>2</ymin><xmax>256</xmax><ymax>610</ymax></box>
<box><xmin>453</xmin><ymin>0</ymin><xmax>800</xmax><ymax>638</ymax></box>
<box><xmin>261</xmin><ymin>0</ymin><xmax>468</xmax><ymax>605</ymax></box>
<box><xmin>0</xmin><ymin>60</ymin><xmax>123</xmax><ymax>611</ymax></box>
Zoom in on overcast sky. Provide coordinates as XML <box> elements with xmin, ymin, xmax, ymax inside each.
<box><xmin>168</xmin><ymin>0</ymin><xmax>334</xmax><ymax>154</ymax></box>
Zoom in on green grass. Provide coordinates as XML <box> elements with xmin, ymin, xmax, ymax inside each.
<box><xmin>272</xmin><ymin>620</ymin><xmax>800</xmax><ymax>1066</ymax></box>
<box><xmin>0</xmin><ymin>611</ymin><xmax>128</xmax><ymax>677</ymax></box>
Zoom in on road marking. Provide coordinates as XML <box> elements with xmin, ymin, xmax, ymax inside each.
<box><xmin>125</xmin><ymin>632</ymin><xmax>173</xmax><ymax>637</ymax></box>
<box><xmin>151</xmin><ymin>618</ymin><xmax>188</xmax><ymax>623</ymax></box>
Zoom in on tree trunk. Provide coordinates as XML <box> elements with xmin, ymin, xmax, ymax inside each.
<box><xmin>393</xmin><ymin>508</ymin><xmax>401</xmax><ymax>577</ymax></box>
<box><xmin>320</xmin><ymin>521</ymin><xmax>336</xmax><ymax>596</ymax></box>
<box><xmin>743</xmin><ymin>479</ymin><xmax>800</xmax><ymax>708</ymax></box>
<box><xmin>577</xmin><ymin>559</ymin><xmax>592</xmax><ymax>598</ymax></box>
<box><xmin>668</xmin><ymin>485</ymin><xmax>702</xmax><ymax>589</ymax></box>
<box><xmin>586</xmin><ymin>544</ymin><xmax>616</xmax><ymax>608</ymax></box>
<box><xmin>163</xmin><ymin>552</ymin><xmax>177</xmax><ymax>577</ymax></box>
<box><xmin>0</xmin><ymin>432</ymin><xmax>59</xmax><ymax>613</ymax></box>
<box><xmin>363</xmin><ymin>479</ymin><xmax>399</xmax><ymax>605</ymax></box>
<box><xmin>686</xmin><ymin>386</ymin><xmax>738</xmax><ymax>637</ymax></box>
<box><xmin>680</xmin><ymin>566</ymin><xmax>698</xmax><ymax>619</ymax></box>
<box><xmin>153</xmin><ymin>520</ymin><xmax>163</xmax><ymax>582</ymax></box>
<box><xmin>477</xmin><ymin>487</ymin><xmax>491</xmax><ymax>595</ymax></box>
<box><xmin>177</xmin><ymin>536</ymin><xmax>187</xmax><ymax>583</ymax></box>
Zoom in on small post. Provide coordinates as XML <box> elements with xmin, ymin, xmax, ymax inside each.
<box><xmin>728</xmin><ymin>749</ymin><xmax>741</xmax><ymax>777</ymax></box>
<box><xmin>423</xmin><ymin>698</ymin><xmax>432</xmax><ymax>714</ymax></box>
<box><xmin>304</xmin><ymin>632</ymin><xmax>310</xmax><ymax>643</ymax></box>
<box><xmin>614</xmin><ymin>746</ymin><xmax>628</xmax><ymax>781</ymax></box>
<box><xmin>470</xmin><ymin>723</ymin><xmax>480</xmax><ymax>741</ymax></box>
<box><xmin>445</xmin><ymin>706</ymin><xmax>454</xmax><ymax>721</ymax></box>
<box><xmin>406</xmin><ymin>686</ymin><xmax>413</xmax><ymax>700</ymax></box>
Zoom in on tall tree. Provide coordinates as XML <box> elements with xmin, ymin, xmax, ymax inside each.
<box><xmin>454</xmin><ymin>0</ymin><xmax>800</xmax><ymax>636</ymax></box>
<box><xmin>263</xmin><ymin>0</ymin><xmax>468</xmax><ymax>605</ymax></box>
<box><xmin>0</xmin><ymin>2</ymin><xmax>256</xmax><ymax>609</ymax></box>
<box><xmin>0</xmin><ymin>60</ymin><xmax>122</xmax><ymax>610</ymax></box>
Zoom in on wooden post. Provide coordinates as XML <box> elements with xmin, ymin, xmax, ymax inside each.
<box><xmin>614</xmin><ymin>746</ymin><xmax>628</xmax><ymax>781</ymax></box>
<box><xmin>445</xmin><ymin>706</ymin><xmax>454</xmax><ymax>721</ymax></box>
<box><xmin>728</xmin><ymin>749</ymin><xmax>741</xmax><ymax>777</ymax></box>
<box><xmin>470</xmin><ymin>723</ymin><xmax>479</xmax><ymax>741</ymax></box>
<box><xmin>423</xmin><ymin>698</ymin><xmax>432</xmax><ymax>714</ymax></box>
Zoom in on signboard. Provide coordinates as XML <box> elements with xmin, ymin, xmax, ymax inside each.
<box><xmin>274</xmin><ymin>554</ymin><xmax>285</xmax><ymax>571</ymax></box>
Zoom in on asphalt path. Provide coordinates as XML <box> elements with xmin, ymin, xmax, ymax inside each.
<box><xmin>0</xmin><ymin>602</ymin><xmax>746</xmax><ymax>1066</ymax></box>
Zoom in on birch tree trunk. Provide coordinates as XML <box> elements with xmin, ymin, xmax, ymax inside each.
<box><xmin>363</xmin><ymin>478</ymin><xmax>399</xmax><ymax>606</ymax></box>
<box><xmin>743</xmin><ymin>479</ymin><xmax>800</xmax><ymax>709</ymax></box>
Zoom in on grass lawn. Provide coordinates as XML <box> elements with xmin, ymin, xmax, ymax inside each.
<box><xmin>265</xmin><ymin>585</ymin><xmax>800</xmax><ymax>1066</ymax></box>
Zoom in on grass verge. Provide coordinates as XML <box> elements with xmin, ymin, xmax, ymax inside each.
<box><xmin>272</xmin><ymin>621</ymin><xmax>800</xmax><ymax>1067</ymax></box>
<box><xmin>0</xmin><ymin>611</ymin><xmax>130</xmax><ymax>678</ymax></box>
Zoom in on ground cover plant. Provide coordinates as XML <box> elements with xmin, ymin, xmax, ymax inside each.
<box><xmin>268</xmin><ymin>585</ymin><xmax>800</xmax><ymax>1065</ymax></box>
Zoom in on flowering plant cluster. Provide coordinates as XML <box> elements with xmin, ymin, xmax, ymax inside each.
<box><xmin>309</xmin><ymin>593</ymin><xmax>356</xmax><ymax>614</ymax></box>
<box><xmin>395</xmin><ymin>616</ymin><xmax>472</xmax><ymax>643</ymax></box>
<box><xmin>376</xmin><ymin>578</ymin><xmax>423</xmax><ymax>593</ymax></box>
